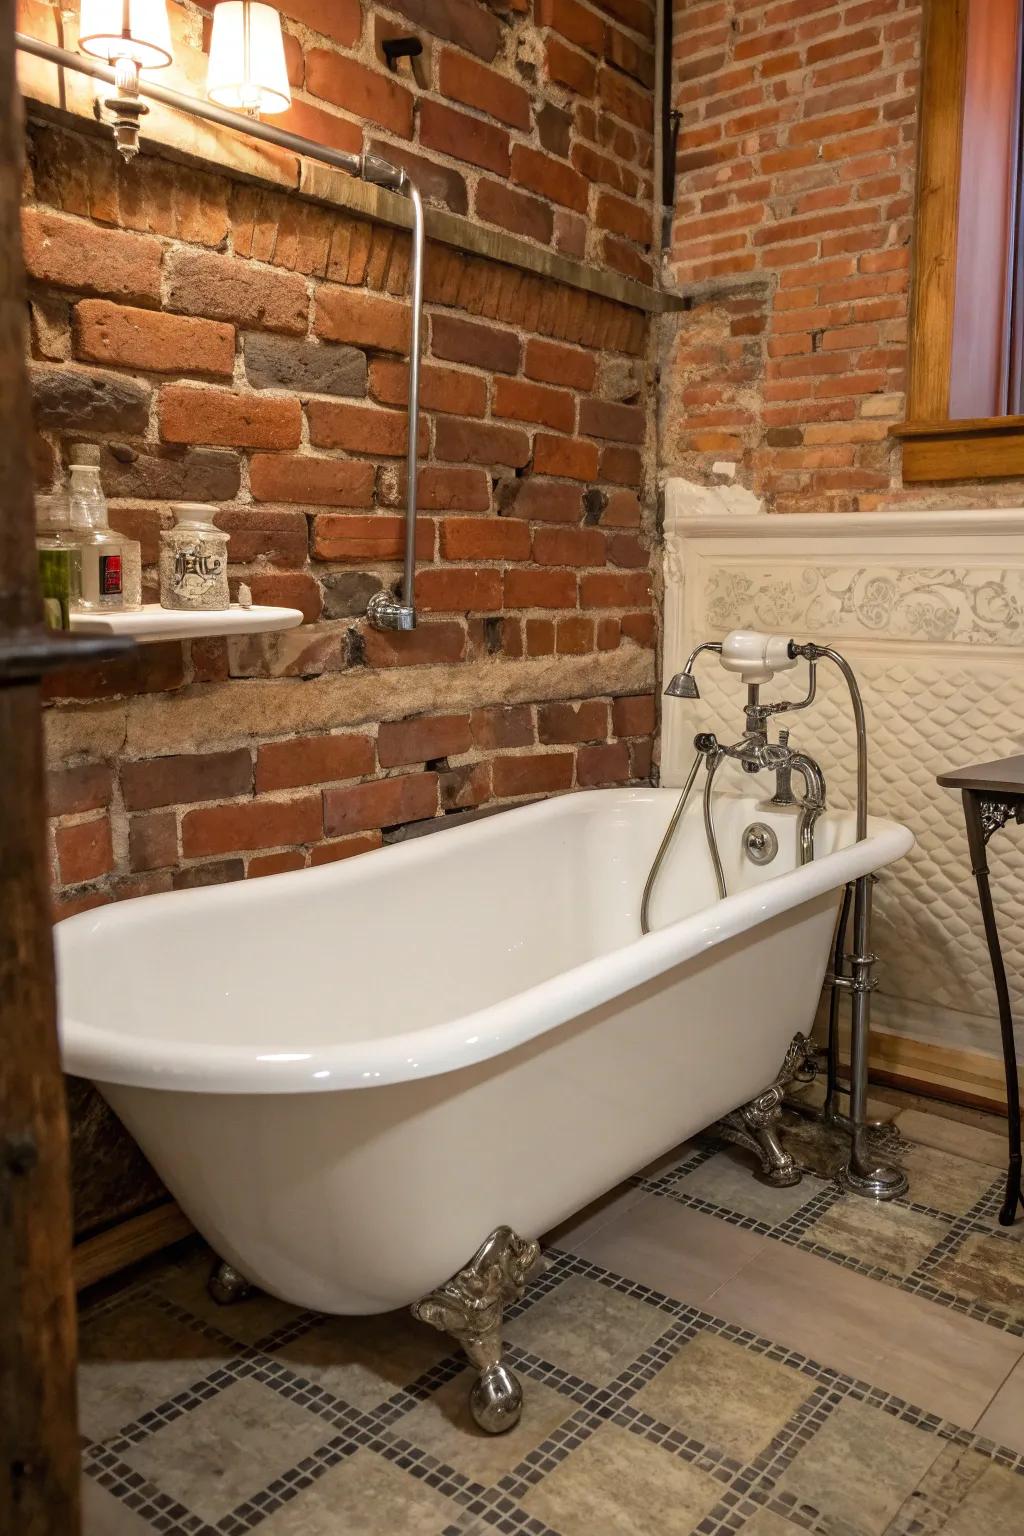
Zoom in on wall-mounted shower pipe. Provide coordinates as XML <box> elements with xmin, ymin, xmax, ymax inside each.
<box><xmin>14</xmin><ymin>32</ymin><xmax>425</xmax><ymax>631</ymax></box>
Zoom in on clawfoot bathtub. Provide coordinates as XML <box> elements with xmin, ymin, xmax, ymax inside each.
<box><xmin>57</xmin><ymin>786</ymin><xmax>912</xmax><ymax>1430</ymax></box>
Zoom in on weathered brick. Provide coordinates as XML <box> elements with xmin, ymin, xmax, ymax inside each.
<box><xmin>612</xmin><ymin>694</ymin><xmax>656</xmax><ymax>735</ymax></box>
<box><xmin>438</xmin><ymin>48</ymin><xmax>532</xmax><ymax>130</ymax></box>
<box><xmin>243</xmin><ymin>333</ymin><xmax>367</xmax><ymax>395</ymax></box>
<box><xmin>556</xmin><ymin>615</ymin><xmax>594</xmax><ymax>653</ymax></box>
<box><xmin>511</xmin><ymin>145</ymin><xmax>589</xmax><ymax>212</ymax></box>
<box><xmin>601</xmin><ymin>488</ymin><xmax>643</xmax><ymax>526</ymax></box>
<box><xmin>503</xmin><ymin>569</ymin><xmax>577</xmax><ymax>607</ymax></box>
<box><xmin>249</xmin><ymin>454</ymin><xmax>375</xmax><ymax>506</ymax></box>
<box><xmin>440</xmin><ymin>761</ymin><xmax>492</xmax><ymax>811</ymax></box>
<box><xmin>129</xmin><ymin>812</ymin><xmax>178</xmax><ymax>872</ymax></box>
<box><xmin>324</xmin><ymin>772</ymin><xmax>438</xmax><ymax>835</ymax></box>
<box><xmin>182</xmin><ymin>795</ymin><xmax>323</xmax><ymax>857</ymax></box>
<box><xmin>533</xmin><ymin>433</ymin><xmax>600</xmax><ymax>480</ymax></box>
<box><xmin>538</xmin><ymin>700</ymin><xmax>608</xmax><ymax>742</ymax></box>
<box><xmin>525</xmin><ymin>337</ymin><xmax>597</xmax><ymax>391</ymax></box>
<box><xmin>165</xmin><ymin>249</ymin><xmax>309</xmax><ymax>334</ymax></box>
<box><xmin>533</xmin><ymin>526</ymin><xmax>606</xmax><ymax>566</ymax></box>
<box><xmin>415</xmin><ymin>466</ymin><xmax>491</xmax><ymax>511</ymax></box>
<box><xmin>310</xmin><ymin>831</ymin><xmax>382</xmax><ymax>865</ymax></box>
<box><xmin>159</xmin><ymin>386</ymin><xmax>302</xmax><ymax>449</ymax></box>
<box><xmin>431</xmin><ymin>313</ymin><xmax>521</xmax><ymax>374</ymax></box>
<box><xmin>275</xmin><ymin>97</ymin><xmax>363</xmax><ymax>156</ymax></box>
<box><xmin>545</xmin><ymin>35</ymin><xmax>597</xmax><ymax>96</ymax></box>
<box><xmin>311</xmin><ymin>513</ymin><xmax>435</xmax><ymax>561</ymax></box>
<box><xmin>305</xmin><ymin>51</ymin><xmax>414</xmax><ymax>137</ymax></box>
<box><xmin>22</xmin><ymin>209</ymin><xmax>161</xmax><ymax>303</ymax></box>
<box><xmin>507</xmin><ymin>477</ymin><xmax>584</xmax><ymax>523</ymax></box>
<box><xmin>420</xmin><ymin>100</ymin><xmax>511</xmax><ymax>175</ymax></box>
<box><xmin>322</xmin><ymin>571</ymin><xmax>384</xmax><ymax>618</ymax></box>
<box><xmin>361</xmin><ymin>621</ymin><xmax>466</xmax><ymax>666</ymax></box>
<box><xmin>243</xmin><ymin>571</ymin><xmax>323</xmax><ymax>624</ymax></box>
<box><xmin>492</xmin><ymin>752</ymin><xmax>573</xmax><ymax>796</ymax></box>
<box><xmin>215</xmin><ymin>507</ymin><xmax>309</xmax><ymax>566</ymax></box>
<box><xmin>280</xmin><ymin>0</ymin><xmax>361</xmax><ymax>46</ymax></box>
<box><xmin>74</xmin><ymin>301</ymin><xmax>235</xmax><ymax>376</ymax></box>
<box><xmin>121</xmin><ymin>750</ymin><xmax>253</xmax><ymax>811</ymax></box>
<box><xmin>416</xmin><ymin>567</ymin><xmax>504</xmax><ymax>612</ymax></box>
<box><xmin>434</xmin><ymin>416</ymin><xmax>531</xmax><ymax>468</ymax></box>
<box><xmin>307</xmin><ymin>398</ymin><xmax>426</xmax><ymax>456</ymax></box>
<box><xmin>368</xmin><ymin>359</ymin><xmax>487</xmax><ymax>417</ymax></box>
<box><xmin>55</xmin><ymin>817</ymin><xmax>115</xmax><ymax>885</ymax></box>
<box><xmin>315</xmin><ymin>286</ymin><xmax>411</xmax><ymax>352</ymax></box>
<box><xmin>440</xmin><ymin>517</ymin><xmax>531</xmax><ymax>561</ymax></box>
<box><xmin>47</xmin><ymin>763</ymin><xmax>113</xmax><ymax>818</ymax></box>
<box><xmin>580</xmin><ymin>570</ymin><xmax>651</xmax><ymax>606</ymax></box>
<box><xmin>366</xmin><ymin>139</ymin><xmax>469</xmax><ymax>216</ymax></box>
<box><xmin>32</xmin><ymin>364</ymin><xmax>150</xmax><ymax>434</ymax></box>
<box><xmin>256</xmin><ymin>733</ymin><xmax>374</xmax><ymax>790</ymax></box>
<box><xmin>493</xmin><ymin>377</ymin><xmax>575</xmax><ymax>432</ymax></box>
<box><xmin>580</xmin><ymin>397</ymin><xmax>646</xmax><ymax>443</ymax></box>
<box><xmin>378</xmin><ymin>713</ymin><xmax>472</xmax><ymax>767</ymax></box>
<box><xmin>578</xmin><ymin>740</ymin><xmax>631</xmax><ymax>785</ymax></box>
<box><xmin>99</xmin><ymin>444</ymin><xmax>241</xmax><ymax>502</ymax></box>
<box><xmin>384</xmin><ymin>0</ymin><xmax>501</xmax><ymax>61</ymax></box>
<box><xmin>471</xmin><ymin>704</ymin><xmax>535</xmax><ymax>749</ymax></box>
<box><xmin>538</xmin><ymin>0</ymin><xmax>606</xmax><ymax>54</ymax></box>
<box><xmin>599</xmin><ymin>445</ymin><xmax>643</xmax><ymax>487</ymax></box>
<box><xmin>475</xmin><ymin>179</ymin><xmax>555</xmax><ymax>243</ymax></box>
<box><xmin>247</xmin><ymin>850</ymin><xmax>307</xmax><ymax>877</ymax></box>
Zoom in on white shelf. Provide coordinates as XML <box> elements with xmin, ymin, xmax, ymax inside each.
<box><xmin>68</xmin><ymin>602</ymin><xmax>304</xmax><ymax>644</ymax></box>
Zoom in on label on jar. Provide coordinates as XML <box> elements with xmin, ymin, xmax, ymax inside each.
<box><xmin>100</xmin><ymin>553</ymin><xmax>123</xmax><ymax>596</ymax></box>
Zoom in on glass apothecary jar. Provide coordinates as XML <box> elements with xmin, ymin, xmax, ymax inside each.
<box><xmin>36</xmin><ymin>492</ymin><xmax>82</xmax><ymax>631</ymax></box>
<box><xmin>159</xmin><ymin>503</ymin><xmax>230</xmax><ymax>611</ymax></box>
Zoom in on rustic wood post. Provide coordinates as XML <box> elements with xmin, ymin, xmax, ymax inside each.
<box><xmin>0</xmin><ymin>4</ymin><xmax>81</xmax><ymax>1530</ymax></box>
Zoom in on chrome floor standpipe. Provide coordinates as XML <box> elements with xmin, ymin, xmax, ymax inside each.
<box><xmin>657</xmin><ymin>629</ymin><xmax>907</xmax><ymax>1201</ymax></box>
<box><xmin>15</xmin><ymin>33</ymin><xmax>425</xmax><ymax>632</ymax></box>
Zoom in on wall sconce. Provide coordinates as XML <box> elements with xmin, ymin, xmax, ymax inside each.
<box><xmin>78</xmin><ymin>0</ymin><xmax>173</xmax><ymax>160</ymax></box>
<box><xmin>207</xmin><ymin>2</ymin><xmax>291</xmax><ymax>117</ymax></box>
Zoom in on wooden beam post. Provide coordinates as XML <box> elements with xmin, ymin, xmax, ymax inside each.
<box><xmin>0</xmin><ymin>2</ymin><xmax>82</xmax><ymax>1530</ymax></box>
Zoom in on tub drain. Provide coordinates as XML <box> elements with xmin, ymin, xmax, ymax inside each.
<box><xmin>742</xmin><ymin>822</ymin><xmax>779</xmax><ymax>866</ymax></box>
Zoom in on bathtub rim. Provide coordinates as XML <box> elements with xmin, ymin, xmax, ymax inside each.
<box><xmin>56</xmin><ymin>786</ymin><xmax>914</xmax><ymax>1094</ymax></box>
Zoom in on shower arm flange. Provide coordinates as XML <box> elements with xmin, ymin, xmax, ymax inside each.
<box><xmin>13</xmin><ymin>32</ymin><xmax>425</xmax><ymax>632</ymax></box>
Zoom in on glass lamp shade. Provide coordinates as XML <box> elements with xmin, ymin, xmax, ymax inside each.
<box><xmin>78</xmin><ymin>0</ymin><xmax>173</xmax><ymax>69</ymax></box>
<box><xmin>207</xmin><ymin>1</ymin><xmax>291</xmax><ymax>115</ymax></box>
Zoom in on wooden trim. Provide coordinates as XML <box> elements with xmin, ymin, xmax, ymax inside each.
<box><xmin>869</xmin><ymin>1029</ymin><xmax>1021</xmax><ymax>1114</ymax></box>
<box><xmin>906</xmin><ymin>0</ymin><xmax>970</xmax><ymax>423</ymax></box>
<box><xmin>893</xmin><ymin>412</ymin><xmax>1024</xmax><ymax>436</ymax></box>
<box><xmin>898</xmin><ymin>420</ymin><xmax>1024</xmax><ymax>480</ymax></box>
<box><xmin>73</xmin><ymin>1203</ymin><xmax>194</xmax><ymax>1292</ymax></box>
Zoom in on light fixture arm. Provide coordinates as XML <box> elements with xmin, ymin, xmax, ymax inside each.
<box><xmin>15</xmin><ymin>31</ymin><xmax>424</xmax><ymax>629</ymax></box>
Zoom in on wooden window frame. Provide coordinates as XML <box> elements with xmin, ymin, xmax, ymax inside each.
<box><xmin>896</xmin><ymin>0</ymin><xmax>1024</xmax><ymax>481</ymax></box>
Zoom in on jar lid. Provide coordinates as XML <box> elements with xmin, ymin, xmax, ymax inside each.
<box><xmin>170</xmin><ymin>502</ymin><xmax>223</xmax><ymax>531</ymax></box>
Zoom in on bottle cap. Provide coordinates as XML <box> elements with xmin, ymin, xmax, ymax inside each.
<box><xmin>70</xmin><ymin>443</ymin><xmax>101</xmax><ymax>467</ymax></box>
<box><xmin>171</xmin><ymin>502</ymin><xmax>222</xmax><ymax>529</ymax></box>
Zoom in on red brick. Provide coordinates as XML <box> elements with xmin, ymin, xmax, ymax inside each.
<box><xmin>503</xmin><ymin>569</ymin><xmax>577</xmax><ymax>607</ymax></box>
<box><xmin>369</xmin><ymin>358</ymin><xmax>487</xmax><ymax>417</ymax></box>
<box><xmin>533</xmin><ymin>525</ymin><xmax>606</xmax><ymax>566</ymax></box>
<box><xmin>305</xmin><ymin>51</ymin><xmax>413</xmax><ymax>136</ymax></box>
<box><xmin>55</xmin><ymin>816</ymin><xmax>115</xmax><ymax>885</ymax></box>
<box><xmin>537</xmin><ymin>0</ymin><xmax>605</xmax><ymax>54</ymax></box>
<box><xmin>438</xmin><ymin>48</ymin><xmax>531</xmax><ymax>130</ymax></box>
<box><xmin>310</xmin><ymin>831</ymin><xmax>382</xmax><ymax>865</ymax></box>
<box><xmin>601</xmin><ymin>488</ymin><xmax>643</xmax><ymax>526</ymax></box>
<box><xmin>580</xmin><ymin>570</ymin><xmax>651</xmax><ymax>607</ymax></box>
<box><xmin>580</xmin><ymin>398</ymin><xmax>645</xmax><ymax>443</ymax></box>
<box><xmin>612</xmin><ymin>694</ymin><xmax>655</xmax><ymax>735</ymax></box>
<box><xmin>413</xmin><ymin>466</ymin><xmax>491</xmax><ymax>511</ymax></box>
<box><xmin>533</xmin><ymin>434</ymin><xmax>599</xmax><ymax>480</ymax></box>
<box><xmin>510</xmin><ymin>477</ymin><xmax>584</xmax><ymax>523</ymax></box>
<box><xmin>311</xmin><ymin>514</ymin><xmax>435</xmax><ymax>561</ymax></box>
<box><xmin>159</xmin><ymin>387</ymin><xmax>301</xmax><ymax>449</ymax></box>
<box><xmin>73</xmin><ymin>301</ymin><xmax>235</xmax><ymax>376</ymax></box>
<box><xmin>182</xmin><ymin>795</ymin><xmax>323</xmax><ymax>857</ymax></box>
<box><xmin>545</xmin><ymin>35</ymin><xmax>597</xmax><ymax>96</ymax></box>
<box><xmin>440</xmin><ymin>761</ymin><xmax>492</xmax><ymax>810</ymax></box>
<box><xmin>493</xmin><ymin>377</ymin><xmax>575</xmax><ymax>432</ymax></box>
<box><xmin>538</xmin><ymin>700</ymin><xmax>608</xmax><ymax>742</ymax></box>
<box><xmin>214</xmin><ymin>508</ymin><xmax>309</xmax><ymax>566</ymax></box>
<box><xmin>525</xmin><ymin>618</ymin><xmax>555</xmax><ymax>654</ymax></box>
<box><xmin>249</xmin><ymin>455</ymin><xmax>375</xmax><ymax>506</ymax></box>
<box><xmin>620</xmin><ymin>610</ymin><xmax>655</xmax><ymax>646</ymax></box>
<box><xmin>492</xmin><ymin>752</ymin><xmax>573</xmax><ymax>796</ymax></box>
<box><xmin>256</xmin><ymin>734</ymin><xmax>374</xmax><ymax>791</ymax></box>
<box><xmin>129</xmin><ymin>812</ymin><xmax>177</xmax><ymax>873</ymax></box>
<box><xmin>607</xmin><ymin>532</ymin><xmax>648</xmax><ymax>567</ymax></box>
<box><xmin>361</xmin><ymin>621</ymin><xmax>467</xmax><ymax>667</ymax></box>
<box><xmin>434</xmin><ymin>416</ymin><xmax>531</xmax><ymax>468</ymax></box>
<box><xmin>315</xmin><ymin>286</ymin><xmax>411</xmax><ymax>352</ymax></box>
<box><xmin>281</xmin><ymin>0</ymin><xmax>361</xmax><ymax>45</ymax></box>
<box><xmin>597</xmin><ymin>615</ymin><xmax>620</xmax><ymax>649</ymax></box>
<box><xmin>121</xmin><ymin>750</ymin><xmax>253</xmax><ymax>811</ymax></box>
<box><xmin>475</xmin><ymin>179</ymin><xmax>555</xmax><ymax>243</ymax></box>
<box><xmin>247</xmin><ymin>850</ymin><xmax>307</xmax><ymax>878</ymax></box>
<box><xmin>600</xmin><ymin>446</ymin><xmax>643</xmax><ymax>487</ymax></box>
<box><xmin>416</xmin><ymin>567</ymin><xmax>502</xmax><ymax>611</ymax></box>
<box><xmin>274</xmin><ymin>97</ymin><xmax>363</xmax><ymax>156</ymax></box>
<box><xmin>556</xmin><ymin>615</ymin><xmax>594</xmax><ymax>653</ymax></box>
<box><xmin>441</xmin><ymin>517</ymin><xmax>531</xmax><ymax>561</ymax></box>
<box><xmin>238</xmin><ymin>571</ymin><xmax>319</xmax><ymax>621</ymax></box>
<box><xmin>511</xmin><ymin>145</ymin><xmax>589</xmax><ymax>212</ymax></box>
<box><xmin>324</xmin><ymin>772</ymin><xmax>438</xmax><ymax>835</ymax></box>
<box><xmin>22</xmin><ymin>209</ymin><xmax>161</xmax><ymax>304</ymax></box>
<box><xmin>578</xmin><ymin>740</ymin><xmax>631</xmax><ymax>785</ymax></box>
<box><xmin>420</xmin><ymin>100</ymin><xmax>511</xmax><ymax>175</ymax></box>
<box><xmin>431</xmin><ymin>313</ymin><xmax>521</xmax><ymax>374</ymax></box>
<box><xmin>306</xmin><ymin>398</ymin><xmax>427</xmax><ymax>456</ymax></box>
<box><xmin>165</xmin><ymin>249</ymin><xmax>308</xmax><ymax>334</ymax></box>
<box><xmin>47</xmin><ymin>763</ymin><xmax>113</xmax><ymax>817</ymax></box>
<box><xmin>525</xmin><ymin>338</ymin><xmax>597</xmax><ymax>391</ymax></box>
<box><xmin>378</xmin><ymin>713</ymin><xmax>472</xmax><ymax>767</ymax></box>
<box><xmin>471</xmin><ymin>705</ymin><xmax>534</xmax><ymax>749</ymax></box>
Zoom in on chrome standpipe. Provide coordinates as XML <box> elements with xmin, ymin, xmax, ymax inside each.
<box><xmin>412</xmin><ymin>1227</ymin><xmax>544</xmax><ymax>1434</ymax></box>
<box><xmin>14</xmin><ymin>34</ymin><xmax>424</xmax><ymax>628</ymax></box>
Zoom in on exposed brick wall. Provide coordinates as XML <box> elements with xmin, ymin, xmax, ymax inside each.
<box><xmin>25</xmin><ymin>119</ymin><xmax>658</xmax><ymax>921</ymax></box>
<box><xmin>664</xmin><ymin>0</ymin><xmax>932</xmax><ymax>512</ymax></box>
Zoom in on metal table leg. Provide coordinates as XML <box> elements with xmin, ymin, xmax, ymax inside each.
<box><xmin>961</xmin><ymin>789</ymin><xmax>1023</xmax><ymax>1226</ymax></box>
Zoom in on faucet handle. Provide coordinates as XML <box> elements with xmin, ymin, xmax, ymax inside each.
<box><xmin>778</xmin><ymin>727</ymin><xmax>790</xmax><ymax>748</ymax></box>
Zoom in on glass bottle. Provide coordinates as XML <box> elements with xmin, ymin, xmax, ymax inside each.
<box><xmin>68</xmin><ymin>443</ymin><xmax>142</xmax><ymax>611</ymax></box>
<box><xmin>36</xmin><ymin>492</ymin><xmax>82</xmax><ymax>631</ymax></box>
<box><xmin>159</xmin><ymin>503</ymin><xmax>231</xmax><ymax>611</ymax></box>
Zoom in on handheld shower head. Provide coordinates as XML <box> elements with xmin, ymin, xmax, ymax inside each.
<box><xmin>665</xmin><ymin>670</ymin><xmax>700</xmax><ymax>700</ymax></box>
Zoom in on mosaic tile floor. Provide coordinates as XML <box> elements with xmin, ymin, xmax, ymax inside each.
<box><xmin>80</xmin><ymin>1091</ymin><xmax>1024</xmax><ymax>1536</ymax></box>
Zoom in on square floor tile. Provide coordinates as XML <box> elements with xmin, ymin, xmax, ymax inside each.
<box><xmin>395</xmin><ymin>1369</ymin><xmax>576</xmax><ymax>1487</ymax></box>
<box><xmin>572</xmin><ymin>1196</ymin><xmax>766</xmax><ymax>1308</ymax></box>
<box><xmin>901</xmin><ymin>1144</ymin><xmax>998</xmax><ymax>1217</ymax></box>
<box><xmin>633</xmin><ymin>1331</ymin><xmax>813</xmax><ymax>1462</ymax></box>
<box><xmin>78</xmin><ymin>1298</ymin><xmax>235</xmax><ymax>1443</ymax></box>
<box><xmin>268</xmin><ymin>1310</ymin><xmax>451</xmax><ymax>1412</ymax></box>
<box><xmin>505</xmin><ymin>1275</ymin><xmax>671</xmax><ymax>1384</ymax></box>
<box><xmin>802</xmin><ymin>1195</ymin><xmax>948</xmax><ymax>1277</ymax></box>
<box><xmin>976</xmin><ymin>1353</ymin><xmax>1024</xmax><ymax>1455</ymax></box>
<box><xmin>256</xmin><ymin>1448</ymin><xmax>458</xmax><ymax>1534</ymax></box>
<box><xmin>521</xmin><ymin>1422</ymin><xmax>724</xmax><ymax>1535</ymax></box>
<box><xmin>937</xmin><ymin>1450</ymin><xmax>1024</xmax><ymax>1535</ymax></box>
<box><xmin>737</xmin><ymin>1515</ymin><xmax>807</xmax><ymax>1535</ymax></box>
<box><xmin>544</xmin><ymin>1182</ymin><xmax>650</xmax><ymax>1251</ymax></box>
<box><xmin>929</xmin><ymin>1231</ymin><xmax>1024</xmax><ymax>1322</ymax></box>
<box><xmin>677</xmin><ymin>1147</ymin><xmax>825</xmax><ymax>1225</ymax></box>
<box><xmin>893</xmin><ymin>1110</ymin><xmax>1009</xmax><ymax>1170</ymax></box>
<box><xmin>81</xmin><ymin>1479</ymin><xmax>154</xmax><ymax>1536</ymax></box>
<box><xmin>120</xmin><ymin>1377</ymin><xmax>333</xmax><ymax>1525</ymax></box>
<box><xmin>776</xmin><ymin>1399</ymin><xmax>939</xmax><ymax>1534</ymax></box>
<box><xmin>154</xmin><ymin>1251</ymin><xmax>305</xmax><ymax>1345</ymax></box>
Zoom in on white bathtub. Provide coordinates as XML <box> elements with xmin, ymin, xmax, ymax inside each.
<box><xmin>57</xmin><ymin>786</ymin><xmax>912</xmax><ymax>1315</ymax></box>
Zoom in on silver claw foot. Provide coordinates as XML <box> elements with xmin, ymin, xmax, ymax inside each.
<box><xmin>714</xmin><ymin>1033</ymin><xmax>818</xmax><ymax>1188</ymax></box>
<box><xmin>208</xmin><ymin>1260</ymin><xmax>253</xmax><ymax>1305</ymax></box>
<box><xmin>411</xmin><ymin>1226</ymin><xmax>544</xmax><ymax>1435</ymax></box>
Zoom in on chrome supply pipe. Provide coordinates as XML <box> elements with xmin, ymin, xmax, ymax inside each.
<box><xmin>15</xmin><ymin>33</ymin><xmax>425</xmax><ymax>631</ymax></box>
